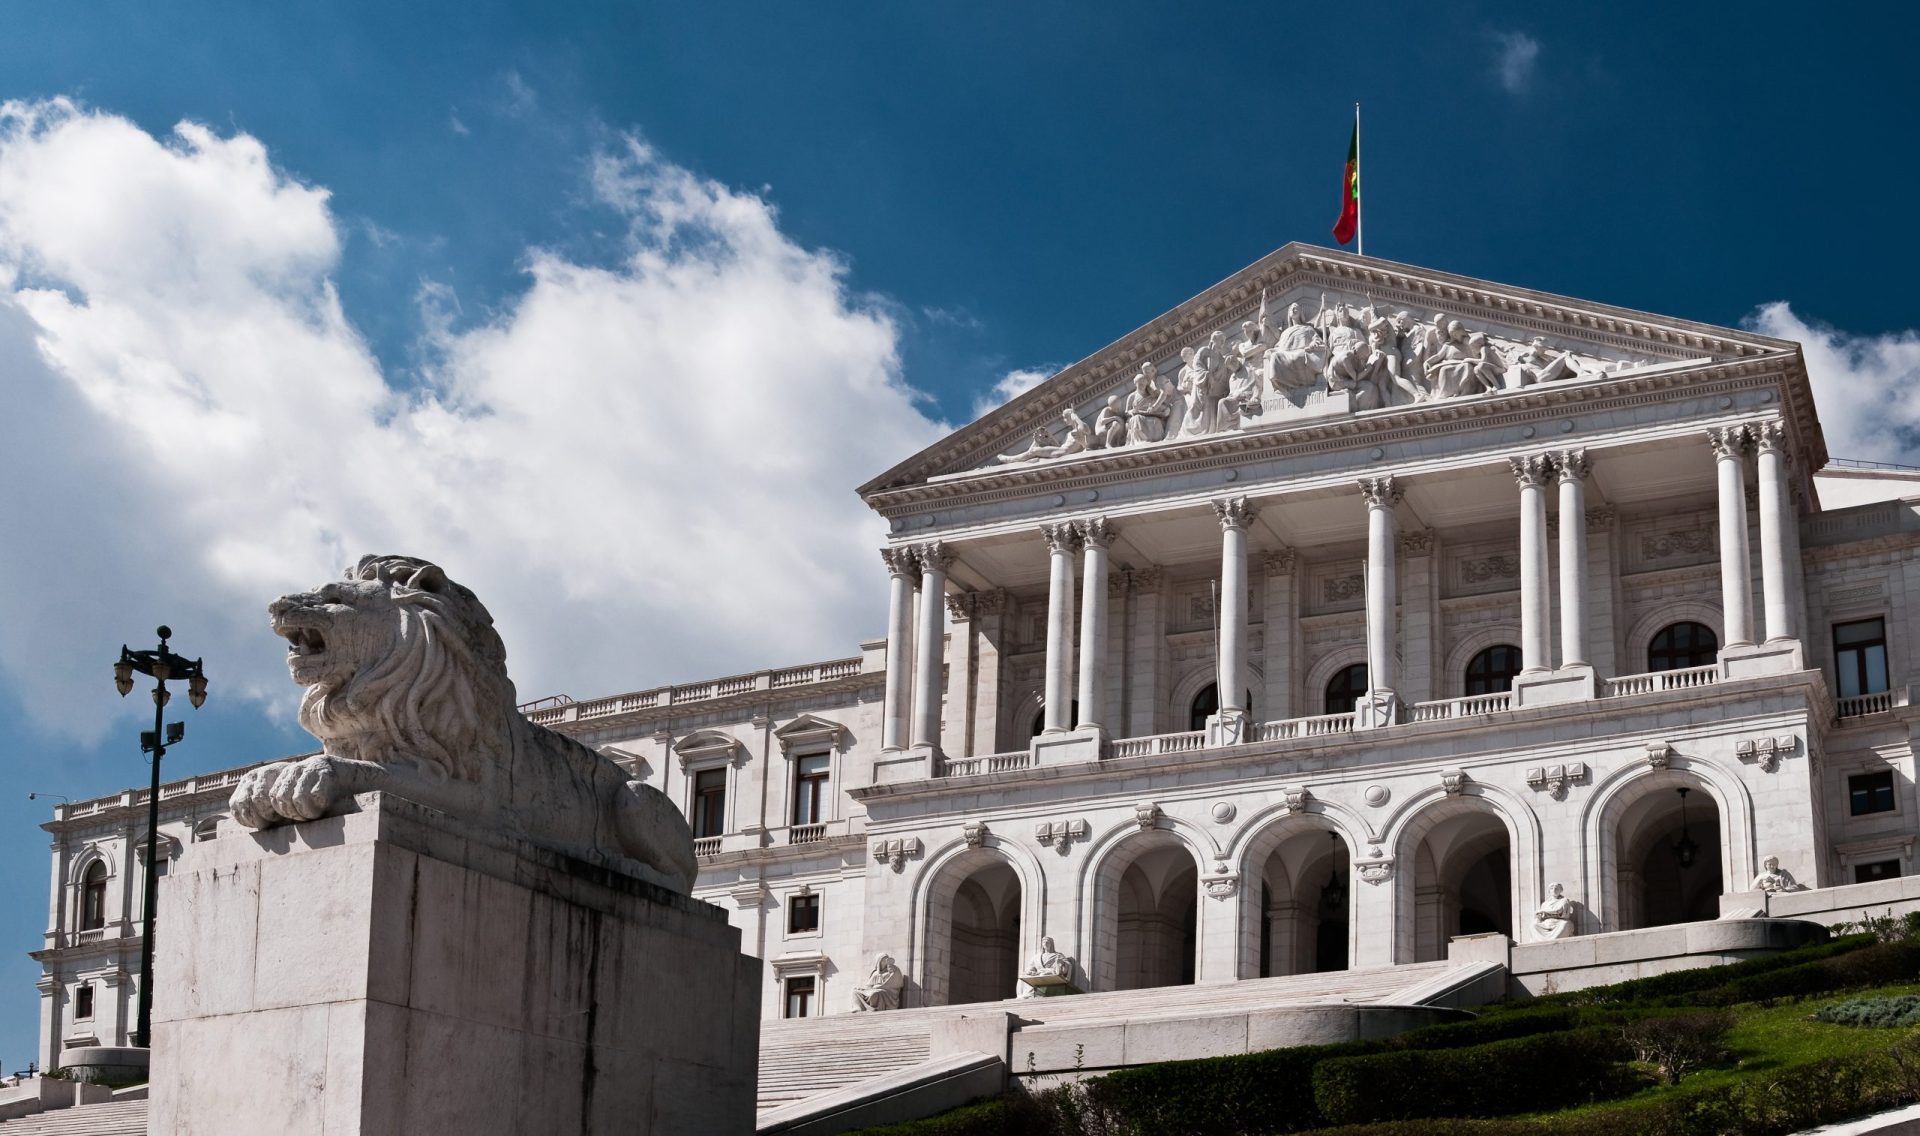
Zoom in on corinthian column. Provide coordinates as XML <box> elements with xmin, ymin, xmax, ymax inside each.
<box><xmin>1754</xmin><ymin>421</ymin><xmax>1798</xmax><ymax>643</ymax></box>
<box><xmin>880</xmin><ymin>547</ymin><xmax>918</xmax><ymax>752</ymax></box>
<box><xmin>1553</xmin><ymin>450</ymin><xmax>1590</xmax><ymax>667</ymax></box>
<box><xmin>910</xmin><ymin>542</ymin><xmax>951</xmax><ymax>750</ymax></box>
<box><xmin>1076</xmin><ymin>518</ymin><xmax>1115</xmax><ymax>736</ymax></box>
<box><xmin>1041</xmin><ymin>523</ymin><xmax>1080</xmax><ymax>734</ymax></box>
<box><xmin>1709</xmin><ymin>425</ymin><xmax>1755</xmax><ymax>648</ymax></box>
<box><xmin>1358</xmin><ymin>477</ymin><xmax>1403</xmax><ymax>721</ymax></box>
<box><xmin>1211</xmin><ymin>497</ymin><xmax>1258</xmax><ymax>738</ymax></box>
<box><xmin>1511</xmin><ymin>454</ymin><xmax>1555</xmax><ymax>674</ymax></box>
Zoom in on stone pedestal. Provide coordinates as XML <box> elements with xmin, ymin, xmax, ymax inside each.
<box><xmin>1720</xmin><ymin>640</ymin><xmax>1805</xmax><ymax>680</ymax></box>
<box><xmin>1513</xmin><ymin>664</ymin><xmax>1597</xmax><ymax>708</ymax></box>
<box><xmin>1016</xmin><ymin>974</ymin><xmax>1081</xmax><ymax>997</ymax></box>
<box><xmin>149</xmin><ymin>792</ymin><xmax>760</xmax><ymax>1136</ymax></box>
<box><xmin>1031</xmin><ymin>732</ymin><xmax>1101</xmax><ymax>766</ymax></box>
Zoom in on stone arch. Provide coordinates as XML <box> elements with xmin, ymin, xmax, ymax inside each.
<box><xmin>1624</xmin><ymin>603</ymin><xmax>1723</xmax><ymax>674</ymax></box>
<box><xmin>1304</xmin><ymin>646</ymin><xmax>1368</xmax><ymax>716</ymax></box>
<box><xmin>68</xmin><ymin>844</ymin><xmax>116</xmax><ymax>886</ymax></box>
<box><xmin>1079</xmin><ymin>820</ymin><xmax>1208</xmax><ymax>992</ymax></box>
<box><xmin>1227</xmin><ymin>801</ymin><xmax>1367</xmax><ymax>979</ymax></box>
<box><xmin>1383</xmin><ymin>787</ymin><xmax>1536</xmax><ymax>962</ymax></box>
<box><xmin>911</xmin><ymin>837</ymin><xmax>1045</xmax><ymax>1007</ymax></box>
<box><xmin>1581</xmin><ymin>756</ymin><xmax>1753</xmax><ymax>932</ymax></box>
<box><xmin>72</xmin><ymin>848</ymin><xmax>115</xmax><ymax>932</ymax></box>
<box><xmin>1442</xmin><ymin>627</ymin><xmax>1525</xmax><ymax>697</ymax></box>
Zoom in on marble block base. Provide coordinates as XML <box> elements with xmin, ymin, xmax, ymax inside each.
<box><xmin>149</xmin><ymin>791</ymin><xmax>760</xmax><ymax>1136</ymax></box>
<box><xmin>1018</xmin><ymin>974</ymin><xmax>1081</xmax><ymax>997</ymax></box>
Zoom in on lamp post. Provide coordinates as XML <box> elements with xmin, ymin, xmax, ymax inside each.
<box><xmin>112</xmin><ymin>626</ymin><xmax>207</xmax><ymax>1050</ymax></box>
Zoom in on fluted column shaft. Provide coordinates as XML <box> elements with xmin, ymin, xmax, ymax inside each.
<box><xmin>1212</xmin><ymin>498</ymin><xmax>1257</xmax><ymax>718</ymax></box>
<box><xmin>1710</xmin><ymin>425</ymin><xmax>1756</xmax><ymax>648</ymax></box>
<box><xmin>1755</xmin><ymin>422</ymin><xmax>1797</xmax><ymax>643</ymax></box>
<box><xmin>1512</xmin><ymin>454</ymin><xmax>1554</xmax><ymax>674</ymax></box>
<box><xmin>1358</xmin><ymin>477</ymin><xmax>1402</xmax><ymax>697</ymax></box>
<box><xmin>1076</xmin><ymin>518</ymin><xmax>1115</xmax><ymax>734</ymax></box>
<box><xmin>910</xmin><ymin>542</ymin><xmax>950</xmax><ymax>750</ymax></box>
<box><xmin>880</xmin><ymin>548</ymin><xmax>917</xmax><ymax>752</ymax></box>
<box><xmin>1041</xmin><ymin>524</ymin><xmax>1080</xmax><ymax>734</ymax></box>
<box><xmin>1554</xmin><ymin>451</ymin><xmax>1590</xmax><ymax>667</ymax></box>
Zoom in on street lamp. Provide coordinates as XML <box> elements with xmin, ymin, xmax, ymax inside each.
<box><xmin>111</xmin><ymin>626</ymin><xmax>208</xmax><ymax>1050</ymax></box>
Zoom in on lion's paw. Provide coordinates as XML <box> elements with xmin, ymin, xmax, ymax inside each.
<box><xmin>267</xmin><ymin>756</ymin><xmax>338</xmax><ymax>823</ymax></box>
<box><xmin>229</xmin><ymin>762</ymin><xmax>295</xmax><ymax>829</ymax></box>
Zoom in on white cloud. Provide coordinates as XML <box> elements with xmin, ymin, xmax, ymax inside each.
<box><xmin>0</xmin><ymin>98</ymin><xmax>946</xmax><ymax>745</ymax></box>
<box><xmin>1492</xmin><ymin>32</ymin><xmax>1541</xmax><ymax>94</ymax></box>
<box><xmin>971</xmin><ymin>366</ymin><xmax>1053</xmax><ymax>419</ymax></box>
<box><xmin>1745</xmin><ymin>302</ymin><xmax>1920</xmax><ymax>465</ymax></box>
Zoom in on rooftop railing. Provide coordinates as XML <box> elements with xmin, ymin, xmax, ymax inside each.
<box><xmin>523</xmin><ymin>655</ymin><xmax>868</xmax><ymax>726</ymax></box>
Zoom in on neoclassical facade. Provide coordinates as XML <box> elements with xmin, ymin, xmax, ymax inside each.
<box><xmin>34</xmin><ymin>246</ymin><xmax>1920</xmax><ymax>1056</ymax></box>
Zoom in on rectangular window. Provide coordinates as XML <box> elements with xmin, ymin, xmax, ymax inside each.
<box><xmin>788</xmin><ymin>893</ymin><xmax>820</xmax><ymax>935</ymax></box>
<box><xmin>74</xmin><ymin>983</ymin><xmax>93</xmax><ymax>1020</ymax></box>
<box><xmin>692</xmin><ymin>769</ymin><xmax>727</xmax><ymax>839</ymax></box>
<box><xmin>784</xmin><ymin>976</ymin><xmax>815</xmax><ymax>1019</ymax></box>
<box><xmin>792</xmin><ymin>754</ymin><xmax>830</xmax><ymax>826</ymax></box>
<box><xmin>1834</xmin><ymin>618</ymin><xmax>1890</xmax><ymax>699</ymax></box>
<box><xmin>1849</xmin><ymin>770</ymin><xmax>1897</xmax><ymax>816</ymax></box>
<box><xmin>1856</xmin><ymin>859</ymin><xmax>1902</xmax><ymax>884</ymax></box>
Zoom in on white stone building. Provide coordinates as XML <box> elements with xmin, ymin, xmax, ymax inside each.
<box><xmin>34</xmin><ymin>246</ymin><xmax>1920</xmax><ymax>1060</ymax></box>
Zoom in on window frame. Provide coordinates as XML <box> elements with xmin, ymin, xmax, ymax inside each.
<box><xmin>783</xmin><ymin>975</ymin><xmax>817</xmax><ymax>1019</ymax></box>
<box><xmin>1463</xmin><ymin>644</ymin><xmax>1523</xmax><ymax>697</ymax></box>
<box><xmin>79</xmin><ymin>861</ymin><xmax>109</xmax><ymax>932</ymax></box>
<box><xmin>1855</xmin><ymin>859</ymin><xmax>1902</xmax><ymax>884</ymax></box>
<box><xmin>1833</xmin><ymin>616</ymin><xmax>1891</xmax><ymax>699</ymax></box>
<box><xmin>74</xmin><ymin>982</ymin><xmax>94</xmax><ymax>1021</ymax></box>
<box><xmin>690</xmin><ymin>766</ymin><xmax>729</xmax><ymax>839</ymax></box>
<box><xmin>1848</xmin><ymin>769</ymin><xmax>1898</xmax><ymax>817</ymax></box>
<box><xmin>791</xmin><ymin>752</ymin><xmax>831</xmax><ymax>828</ymax></box>
<box><xmin>786</xmin><ymin>890</ymin><xmax>821</xmax><ymax>937</ymax></box>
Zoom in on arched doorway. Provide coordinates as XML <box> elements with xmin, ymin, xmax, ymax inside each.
<box><xmin>923</xmin><ymin>849</ymin><xmax>1023</xmax><ymax>1005</ymax></box>
<box><xmin>1244</xmin><ymin>819</ymin><xmax>1352</xmax><ymax>977</ymax></box>
<box><xmin>1092</xmin><ymin>830</ymin><xmax>1200</xmax><ymax>992</ymax></box>
<box><xmin>1406</xmin><ymin>806</ymin><xmax>1512</xmax><ymax>961</ymax></box>
<box><xmin>1613</xmin><ymin>779</ymin><xmax>1724</xmax><ymax>929</ymax></box>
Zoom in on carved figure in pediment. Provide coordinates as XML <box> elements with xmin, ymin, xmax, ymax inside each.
<box><xmin>1266</xmin><ymin>302</ymin><xmax>1327</xmax><ymax>392</ymax></box>
<box><xmin>1390</xmin><ymin>311</ymin><xmax>1436</xmax><ymax>403</ymax></box>
<box><xmin>1235</xmin><ymin>291</ymin><xmax>1277</xmax><ymax>363</ymax></box>
<box><xmin>1093</xmin><ymin>394</ymin><xmax>1128</xmax><ymax>449</ymax></box>
<box><xmin>1503</xmin><ymin>336</ymin><xmax>1602</xmax><ymax>388</ymax></box>
<box><xmin>996</xmin><ymin>407</ymin><xmax>1093</xmax><ymax>464</ymax></box>
<box><xmin>1326</xmin><ymin>317</ymin><xmax>1391</xmax><ymax>411</ymax></box>
<box><xmin>1124</xmin><ymin>363</ymin><xmax>1173</xmax><ymax>445</ymax></box>
<box><xmin>1425</xmin><ymin>320</ymin><xmax>1504</xmax><ymax>398</ymax></box>
<box><xmin>1179</xmin><ymin>332</ymin><xmax>1235</xmax><ymax>436</ymax></box>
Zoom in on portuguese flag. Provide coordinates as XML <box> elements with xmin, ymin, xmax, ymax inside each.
<box><xmin>1332</xmin><ymin>121</ymin><xmax>1359</xmax><ymax>246</ymax></box>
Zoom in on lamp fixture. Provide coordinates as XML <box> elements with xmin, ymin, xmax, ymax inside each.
<box><xmin>1673</xmin><ymin>787</ymin><xmax>1700</xmax><ymax>870</ymax></box>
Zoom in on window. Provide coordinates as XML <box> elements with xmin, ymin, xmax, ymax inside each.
<box><xmin>74</xmin><ymin>983</ymin><xmax>93</xmax><ymax>1020</ymax></box>
<box><xmin>784</xmin><ymin>976</ymin><xmax>816</xmax><ymax>1019</ymax></box>
<box><xmin>1849</xmin><ymin>770</ymin><xmax>1896</xmax><ymax>816</ymax></box>
<box><xmin>79</xmin><ymin>862</ymin><xmax>108</xmax><ymax>931</ymax></box>
<box><xmin>1029</xmin><ymin>702</ymin><xmax>1079</xmax><ymax>737</ymax></box>
<box><xmin>788</xmin><ymin>893</ymin><xmax>821</xmax><ymax>935</ymax></box>
<box><xmin>1464</xmin><ymin>645</ymin><xmax>1523</xmax><ymax>696</ymax></box>
<box><xmin>1325</xmin><ymin>664</ymin><xmax>1368</xmax><ymax>715</ymax></box>
<box><xmin>1834</xmin><ymin>618</ymin><xmax>1890</xmax><ymax>699</ymax></box>
<box><xmin>691</xmin><ymin>768</ymin><xmax>727</xmax><ymax>839</ymax></box>
<box><xmin>1188</xmin><ymin>684</ymin><xmax>1254</xmax><ymax>731</ymax></box>
<box><xmin>792</xmin><ymin>755</ymin><xmax>830</xmax><ymax>827</ymax></box>
<box><xmin>192</xmin><ymin>817</ymin><xmax>222</xmax><ymax>843</ymax></box>
<box><xmin>1648</xmin><ymin>622</ymin><xmax>1718</xmax><ymax>672</ymax></box>
<box><xmin>1856</xmin><ymin>859</ymin><xmax>1902</xmax><ymax>884</ymax></box>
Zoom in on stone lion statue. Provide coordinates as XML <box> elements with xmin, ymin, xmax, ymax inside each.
<box><xmin>228</xmin><ymin>555</ymin><xmax>698</xmax><ymax>894</ymax></box>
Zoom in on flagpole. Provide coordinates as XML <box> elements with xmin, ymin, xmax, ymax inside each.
<box><xmin>1354</xmin><ymin>102</ymin><xmax>1363</xmax><ymax>258</ymax></box>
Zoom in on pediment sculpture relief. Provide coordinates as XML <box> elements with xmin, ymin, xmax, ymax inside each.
<box><xmin>990</xmin><ymin>291</ymin><xmax>1637</xmax><ymax>468</ymax></box>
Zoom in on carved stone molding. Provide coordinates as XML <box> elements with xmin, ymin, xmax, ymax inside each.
<box><xmin>1263</xmin><ymin>548</ymin><xmax>1299</xmax><ymax>576</ymax></box>
<box><xmin>1041</xmin><ymin>522</ymin><xmax>1081</xmax><ymax>555</ymax></box>
<box><xmin>1551</xmin><ymin>448</ymin><xmax>1590</xmax><ymax>482</ymax></box>
<box><xmin>1645</xmin><ymin>741</ymin><xmax>1675</xmax><ymax>769</ymax></box>
<box><xmin>1077</xmin><ymin>516</ymin><xmax>1117</xmax><ymax>550</ymax></box>
<box><xmin>945</xmin><ymin>593</ymin><xmax>976</xmax><ymax>621</ymax></box>
<box><xmin>1585</xmin><ymin>506</ymin><xmax>1617</xmax><ymax>532</ymax></box>
<box><xmin>1461</xmin><ymin>554</ymin><xmax>1520</xmax><ymax>584</ymax></box>
<box><xmin>1399</xmin><ymin>529</ymin><xmax>1436</xmax><ymax>556</ymax></box>
<box><xmin>1133</xmin><ymin>801</ymin><xmax>1162</xmax><ymax>830</ymax></box>
<box><xmin>1357</xmin><ymin>475</ymin><xmax>1403</xmax><ymax>510</ymax></box>
<box><xmin>1707</xmin><ymin>424</ymin><xmax>1752</xmax><ymax>460</ymax></box>
<box><xmin>1322</xmin><ymin>573</ymin><xmax>1365</xmax><ymax>604</ymax></box>
<box><xmin>1132</xmin><ymin>566</ymin><xmax>1166</xmax><ymax>591</ymax></box>
<box><xmin>1203</xmin><ymin>865</ymin><xmax>1241</xmax><ymax>900</ymax></box>
<box><xmin>728</xmin><ymin>881</ymin><xmax>769</xmax><ymax>910</ymax></box>
<box><xmin>961</xmin><ymin>820</ymin><xmax>989</xmax><ymax>848</ymax></box>
<box><xmin>916</xmin><ymin>541</ymin><xmax>953</xmax><ymax>574</ymax></box>
<box><xmin>1735</xmin><ymin>734</ymin><xmax>1798</xmax><ymax>773</ymax></box>
<box><xmin>880</xmin><ymin>546</ymin><xmax>919</xmax><ymax>579</ymax></box>
<box><xmin>1211</xmin><ymin>496</ymin><xmax>1258</xmax><ymax>531</ymax></box>
<box><xmin>1034</xmin><ymin>818</ymin><xmax>1089</xmax><ymax>854</ymax></box>
<box><xmin>1357</xmin><ymin>846</ymin><xmax>1394</xmax><ymax>885</ymax></box>
<box><xmin>872</xmin><ymin>836</ymin><xmax>923</xmax><ymax>873</ymax></box>
<box><xmin>1281</xmin><ymin>786</ymin><xmax>1311</xmax><ymax>812</ymax></box>
<box><xmin>1440</xmin><ymin>768</ymin><xmax>1467</xmax><ymax>796</ymax></box>
<box><xmin>1509</xmin><ymin>452</ymin><xmax>1554</xmax><ymax>488</ymax></box>
<box><xmin>1525</xmin><ymin>762</ymin><xmax>1588</xmax><ymax>800</ymax></box>
<box><xmin>1641</xmin><ymin>529</ymin><xmax>1715</xmax><ymax>562</ymax></box>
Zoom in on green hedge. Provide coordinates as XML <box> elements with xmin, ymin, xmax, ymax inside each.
<box><xmin>1311</xmin><ymin>1027</ymin><xmax>1637</xmax><ymax>1124</ymax></box>
<box><xmin>1696</xmin><ymin>939</ymin><xmax>1920</xmax><ymax>1007</ymax></box>
<box><xmin>1540</xmin><ymin>934</ymin><xmax>1872</xmax><ymax>1007</ymax></box>
<box><xmin>1814</xmin><ymin>993</ymin><xmax>1920</xmax><ymax>1028</ymax></box>
<box><xmin>1087</xmin><ymin>1039</ymin><xmax>1378</xmax><ymax>1135</ymax></box>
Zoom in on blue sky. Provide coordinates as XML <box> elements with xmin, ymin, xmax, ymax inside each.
<box><xmin>1</xmin><ymin>1</ymin><xmax>1917</xmax><ymax>1068</ymax></box>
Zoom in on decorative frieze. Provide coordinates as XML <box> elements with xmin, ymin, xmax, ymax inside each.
<box><xmin>1322</xmin><ymin>573</ymin><xmax>1365</xmax><ymax>605</ymax></box>
<box><xmin>1735</xmin><ymin>735</ymin><xmax>1798</xmax><ymax>773</ymax></box>
<box><xmin>872</xmin><ymin>836</ymin><xmax>923</xmax><ymax>873</ymax></box>
<box><xmin>1525</xmin><ymin>762</ymin><xmax>1588</xmax><ymax>799</ymax></box>
<box><xmin>1642</xmin><ymin>529</ymin><xmax>1715</xmax><ymax>562</ymax></box>
<box><xmin>1461</xmin><ymin>554</ymin><xmax>1520</xmax><ymax>585</ymax></box>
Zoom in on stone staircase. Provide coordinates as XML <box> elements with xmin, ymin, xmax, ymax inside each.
<box><xmin>756</xmin><ymin>959</ymin><xmax>1465</xmax><ymax>1114</ymax></box>
<box><xmin>0</xmin><ymin>1098</ymin><xmax>147</xmax><ymax>1134</ymax></box>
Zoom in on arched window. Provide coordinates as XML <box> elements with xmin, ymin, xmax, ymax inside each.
<box><xmin>192</xmin><ymin>817</ymin><xmax>222</xmax><ymax>843</ymax></box>
<box><xmin>1325</xmin><ymin>664</ymin><xmax>1368</xmax><ymax>715</ymax></box>
<box><xmin>1649</xmin><ymin>622</ymin><xmax>1718</xmax><ymax>672</ymax></box>
<box><xmin>1030</xmin><ymin>702</ymin><xmax>1079</xmax><ymax>737</ymax></box>
<box><xmin>1188</xmin><ymin>684</ymin><xmax>1255</xmax><ymax>731</ymax></box>
<box><xmin>1464</xmin><ymin>645</ymin><xmax>1523</xmax><ymax>696</ymax></box>
<box><xmin>79</xmin><ymin>862</ymin><xmax>108</xmax><ymax>931</ymax></box>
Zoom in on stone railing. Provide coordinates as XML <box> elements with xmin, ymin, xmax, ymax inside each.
<box><xmin>1408</xmin><ymin>692</ymin><xmax>1514</xmax><ymax>722</ymax></box>
<box><xmin>939</xmin><ymin>751</ymin><xmax>1033</xmax><ymax>777</ymax></box>
<box><xmin>1837</xmin><ymin>689</ymin><xmax>1903</xmax><ymax>719</ymax></box>
<box><xmin>1252</xmin><ymin>712</ymin><xmax>1356</xmax><ymax>741</ymax></box>
<box><xmin>787</xmin><ymin>823</ymin><xmax>828</xmax><ymax>845</ymax></box>
<box><xmin>523</xmin><ymin>655</ymin><xmax>868</xmax><ymax>726</ymax></box>
<box><xmin>692</xmin><ymin>836</ymin><xmax>723</xmax><ymax>858</ymax></box>
<box><xmin>1602</xmin><ymin>665</ymin><xmax>1718</xmax><ymax>698</ymax></box>
<box><xmin>1110</xmin><ymin>730</ymin><xmax>1206</xmax><ymax>758</ymax></box>
<box><xmin>64</xmin><ymin>766</ymin><xmax>265</xmax><ymax>819</ymax></box>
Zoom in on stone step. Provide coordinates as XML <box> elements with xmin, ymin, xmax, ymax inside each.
<box><xmin>0</xmin><ymin>1099</ymin><xmax>148</xmax><ymax>1134</ymax></box>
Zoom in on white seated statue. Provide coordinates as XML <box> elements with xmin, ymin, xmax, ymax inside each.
<box><xmin>851</xmin><ymin>953</ymin><xmax>905</xmax><ymax>1012</ymax></box>
<box><xmin>1017</xmin><ymin>936</ymin><xmax>1075</xmax><ymax>998</ymax></box>
<box><xmin>1751</xmin><ymin>856</ymin><xmax>1808</xmax><ymax>894</ymax></box>
<box><xmin>1531</xmin><ymin>882</ymin><xmax>1579</xmax><ymax>940</ymax></box>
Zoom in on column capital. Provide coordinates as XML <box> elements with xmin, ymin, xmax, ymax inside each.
<box><xmin>1076</xmin><ymin>516</ymin><xmax>1117</xmax><ymax>550</ymax></box>
<box><xmin>1357</xmin><ymin>475</ymin><xmax>1403</xmax><ymax>510</ymax></box>
<box><xmin>1398</xmin><ymin>529</ymin><xmax>1435</xmax><ymax>556</ymax></box>
<box><xmin>1211</xmin><ymin>496</ymin><xmax>1259</xmax><ymax>530</ymax></box>
<box><xmin>915</xmin><ymin>540</ymin><xmax>953</xmax><ymax>574</ymax></box>
<box><xmin>1132</xmin><ymin>566</ymin><xmax>1166</xmax><ymax>590</ymax></box>
<box><xmin>1262</xmin><ymin>548</ymin><xmax>1298</xmax><ymax>576</ymax></box>
<box><xmin>1041</xmin><ymin>522</ymin><xmax>1082</xmax><ymax>555</ymax></box>
<box><xmin>1551</xmin><ymin>449</ymin><xmax>1590</xmax><ymax>483</ymax></box>
<box><xmin>1754</xmin><ymin>419</ymin><xmax>1789</xmax><ymax>455</ymax></box>
<box><xmin>944</xmin><ymin>593</ymin><xmax>976</xmax><ymax>621</ymax></box>
<box><xmin>1509</xmin><ymin>453</ymin><xmax>1555</xmax><ymax>488</ymax></box>
<box><xmin>880</xmin><ymin>546</ymin><xmax>919</xmax><ymax>579</ymax></box>
<box><xmin>1585</xmin><ymin>506</ymin><xmax>1617</xmax><ymax>532</ymax></box>
<box><xmin>1707</xmin><ymin>423</ymin><xmax>1753</xmax><ymax>460</ymax></box>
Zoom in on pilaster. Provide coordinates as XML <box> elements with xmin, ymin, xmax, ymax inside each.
<box><xmin>1260</xmin><ymin>551</ymin><xmax>1298</xmax><ymax>722</ymax></box>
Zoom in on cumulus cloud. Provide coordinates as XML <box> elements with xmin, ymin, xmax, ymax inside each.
<box><xmin>1491</xmin><ymin>32</ymin><xmax>1541</xmax><ymax>94</ymax></box>
<box><xmin>0</xmin><ymin>98</ymin><xmax>946</xmax><ymax>744</ymax></box>
<box><xmin>1746</xmin><ymin>302</ymin><xmax>1920</xmax><ymax>464</ymax></box>
<box><xmin>971</xmin><ymin>366</ymin><xmax>1053</xmax><ymax>418</ymax></box>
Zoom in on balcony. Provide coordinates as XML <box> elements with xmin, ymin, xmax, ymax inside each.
<box><xmin>1837</xmin><ymin>688</ymin><xmax>1908</xmax><ymax>720</ymax></box>
<box><xmin>693</xmin><ymin>836</ymin><xmax>723</xmax><ymax>858</ymax></box>
<box><xmin>1601</xmin><ymin>665</ymin><xmax>1717</xmax><ymax>698</ymax></box>
<box><xmin>787</xmin><ymin>823</ymin><xmax>828</xmax><ymax>845</ymax></box>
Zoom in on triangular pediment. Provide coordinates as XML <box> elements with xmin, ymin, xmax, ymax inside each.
<box><xmin>860</xmin><ymin>245</ymin><xmax>1799</xmax><ymax>496</ymax></box>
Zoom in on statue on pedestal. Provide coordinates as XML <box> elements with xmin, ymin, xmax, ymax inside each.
<box><xmin>1531</xmin><ymin>882</ymin><xmax>1579</xmax><ymax>940</ymax></box>
<box><xmin>1751</xmin><ymin>856</ymin><xmax>1808</xmax><ymax>894</ymax></box>
<box><xmin>1017</xmin><ymin>936</ymin><xmax>1075</xmax><ymax>998</ymax></box>
<box><xmin>852</xmin><ymin>953</ymin><xmax>905</xmax><ymax>1012</ymax></box>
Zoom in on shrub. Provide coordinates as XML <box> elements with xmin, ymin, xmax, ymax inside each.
<box><xmin>1830</xmin><ymin>910</ymin><xmax>1920</xmax><ymax>944</ymax></box>
<box><xmin>1548</xmin><ymin>935</ymin><xmax>1871</xmax><ymax>1007</ymax></box>
<box><xmin>1311</xmin><ymin>1026</ymin><xmax>1638</xmax><ymax>1125</ymax></box>
<box><xmin>1087</xmin><ymin>1039</ymin><xmax>1378</xmax><ymax>1136</ymax></box>
<box><xmin>1813</xmin><ymin>993</ymin><xmax>1920</xmax><ymax>1028</ymax></box>
<box><xmin>1621</xmin><ymin>1011</ymin><xmax>1734</xmax><ymax>1082</ymax></box>
<box><xmin>1701</xmin><ymin>940</ymin><xmax>1920</xmax><ymax>1007</ymax></box>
